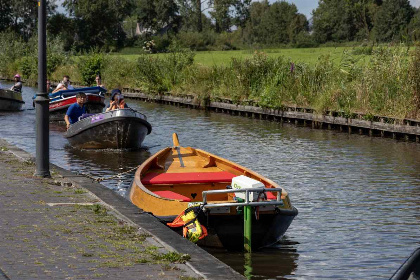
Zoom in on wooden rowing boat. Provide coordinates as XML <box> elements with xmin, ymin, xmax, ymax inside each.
<box><xmin>64</xmin><ymin>108</ymin><xmax>152</xmax><ymax>149</ymax></box>
<box><xmin>129</xmin><ymin>133</ymin><xmax>298</xmax><ymax>250</ymax></box>
<box><xmin>0</xmin><ymin>89</ymin><xmax>24</xmax><ymax>111</ymax></box>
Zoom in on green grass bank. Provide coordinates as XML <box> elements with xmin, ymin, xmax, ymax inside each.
<box><xmin>1</xmin><ymin>33</ymin><xmax>419</xmax><ymax>120</ymax></box>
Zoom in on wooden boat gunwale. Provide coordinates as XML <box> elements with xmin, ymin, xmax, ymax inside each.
<box><xmin>130</xmin><ymin>138</ymin><xmax>292</xmax><ymax>216</ymax></box>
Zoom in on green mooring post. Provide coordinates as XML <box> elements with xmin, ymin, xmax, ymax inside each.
<box><xmin>244</xmin><ymin>205</ymin><xmax>252</xmax><ymax>252</ymax></box>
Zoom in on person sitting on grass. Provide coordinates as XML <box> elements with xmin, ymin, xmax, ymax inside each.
<box><xmin>105</xmin><ymin>89</ymin><xmax>128</xmax><ymax>112</ymax></box>
<box><xmin>64</xmin><ymin>92</ymin><xmax>86</xmax><ymax>130</ymax></box>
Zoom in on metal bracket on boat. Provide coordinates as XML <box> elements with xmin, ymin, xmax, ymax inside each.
<box><xmin>201</xmin><ymin>187</ymin><xmax>284</xmax><ymax>209</ymax></box>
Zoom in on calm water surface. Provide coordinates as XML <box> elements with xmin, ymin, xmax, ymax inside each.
<box><xmin>0</xmin><ymin>84</ymin><xmax>419</xmax><ymax>279</ymax></box>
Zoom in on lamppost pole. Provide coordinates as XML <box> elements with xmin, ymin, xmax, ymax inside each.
<box><xmin>35</xmin><ymin>0</ymin><xmax>50</xmax><ymax>177</ymax></box>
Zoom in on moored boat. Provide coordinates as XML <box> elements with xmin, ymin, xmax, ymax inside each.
<box><xmin>129</xmin><ymin>133</ymin><xmax>298</xmax><ymax>250</ymax></box>
<box><xmin>64</xmin><ymin>108</ymin><xmax>152</xmax><ymax>149</ymax></box>
<box><xmin>0</xmin><ymin>89</ymin><xmax>25</xmax><ymax>111</ymax></box>
<box><xmin>40</xmin><ymin>87</ymin><xmax>106</xmax><ymax>121</ymax></box>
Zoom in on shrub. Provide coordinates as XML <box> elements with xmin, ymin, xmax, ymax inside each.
<box><xmin>175</xmin><ymin>31</ymin><xmax>216</xmax><ymax>51</ymax></box>
<box><xmin>78</xmin><ymin>51</ymin><xmax>104</xmax><ymax>86</ymax></box>
<box><xmin>102</xmin><ymin>56</ymin><xmax>138</xmax><ymax>89</ymax></box>
<box><xmin>136</xmin><ymin>47</ymin><xmax>195</xmax><ymax>93</ymax></box>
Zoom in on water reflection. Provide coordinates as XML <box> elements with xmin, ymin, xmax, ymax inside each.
<box><xmin>66</xmin><ymin>147</ymin><xmax>151</xmax><ymax>194</ymax></box>
<box><xmin>205</xmin><ymin>236</ymin><xmax>299</xmax><ymax>280</ymax></box>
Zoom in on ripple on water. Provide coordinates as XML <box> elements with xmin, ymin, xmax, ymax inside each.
<box><xmin>0</xmin><ymin>84</ymin><xmax>419</xmax><ymax>279</ymax></box>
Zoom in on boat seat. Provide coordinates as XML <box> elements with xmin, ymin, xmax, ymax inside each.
<box><xmin>266</xmin><ymin>192</ymin><xmax>276</xmax><ymax>200</ymax></box>
<box><xmin>142</xmin><ymin>171</ymin><xmax>236</xmax><ymax>185</ymax></box>
<box><xmin>153</xmin><ymin>191</ymin><xmax>191</xmax><ymax>202</ymax></box>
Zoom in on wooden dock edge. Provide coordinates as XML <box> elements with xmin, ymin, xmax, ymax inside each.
<box><xmin>121</xmin><ymin>90</ymin><xmax>420</xmax><ymax>142</ymax></box>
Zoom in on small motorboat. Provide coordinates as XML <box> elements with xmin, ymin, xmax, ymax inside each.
<box><xmin>64</xmin><ymin>108</ymin><xmax>152</xmax><ymax>149</ymax></box>
<box><xmin>0</xmin><ymin>89</ymin><xmax>25</xmax><ymax>111</ymax></box>
<box><xmin>32</xmin><ymin>86</ymin><xmax>106</xmax><ymax>121</ymax></box>
<box><xmin>129</xmin><ymin>133</ymin><xmax>298</xmax><ymax>251</ymax></box>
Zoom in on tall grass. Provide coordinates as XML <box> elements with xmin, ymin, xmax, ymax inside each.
<box><xmin>1</xmin><ymin>31</ymin><xmax>418</xmax><ymax>120</ymax></box>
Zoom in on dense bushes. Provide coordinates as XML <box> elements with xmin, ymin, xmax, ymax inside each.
<box><xmin>79</xmin><ymin>52</ymin><xmax>104</xmax><ymax>86</ymax></box>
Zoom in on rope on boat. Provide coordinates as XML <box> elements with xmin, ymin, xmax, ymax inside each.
<box><xmin>77</xmin><ymin>165</ymin><xmax>140</xmax><ymax>182</ymax></box>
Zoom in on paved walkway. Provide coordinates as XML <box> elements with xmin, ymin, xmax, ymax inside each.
<box><xmin>0</xmin><ymin>142</ymin><xmax>200</xmax><ymax>279</ymax></box>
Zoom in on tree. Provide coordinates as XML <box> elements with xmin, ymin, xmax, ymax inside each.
<box><xmin>408</xmin><ymin>8</ymin><xmax>420</xmax><ymax>41</ymax></box>
<box><xmin>135</xmin><ymin>0</ymin><xmax>180</xmax><ymax>36</ymax></box>
<box><xmin>47</xmin><ymin>13</ymin><xmax>75</xmax><ymax>51</ymax></box>
<box><xmin>0</xmin><ymin>0</ymin><xmax>56</xmax><ymax>41</ymax></box>
<box><xmin>177</xmin><ymin>0</ymin><xmax>204</xmax><ymax>32</ymax></box>
<box><xmin>0</xmin><ymin>0</ymin><xmax>13</xmax><ymax>31</ymax></box>
<box><xmin>312</xmin><ymin>0</ymin><xmax>350</xmax><ymax>43</ymax></box>
<box><xmin>243</xmin><ymin>0</ymin><xmax>305</xmax><ymax>45</ymax></box>
<box><xmin>289</xmin><ymin>13</ymin><xmax>309</xmax><ymax>43</ymax></box>
<box><xmin>210</xmin><ymin>0</ymin><xmax>233</xmax><ymax>33</ymax></box>
<box><xmin>232</xmin><ymin>0</ymin><xmax>251</xmax><ymax>32</ymax></box>
<box><xmin>63</xmin><ymin>0</ymin><xmax>133</xmax><ymax>50</ymax></box>
<box><xmin>373</xmin><ymin>0</ymin><xmax>414</xmax><ymax>42</ymax></box>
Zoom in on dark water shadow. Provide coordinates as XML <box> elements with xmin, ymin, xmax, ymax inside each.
<box><xmin>203</xmin><ymin>236</ymin><xmax>299</xmax><ymax>280</ymax></box>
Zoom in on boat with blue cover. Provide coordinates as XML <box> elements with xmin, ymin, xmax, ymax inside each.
<box><xmin>32</xmin><ymin>86</ymin><xmax>106</xmax><ymax>121</ymax></box>
<box><xmin>64</xmin><ymin>108</ymin><xmax>152</xmax><ymax>149</ymax></box>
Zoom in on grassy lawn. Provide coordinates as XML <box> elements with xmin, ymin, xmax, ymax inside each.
<box><xmin>116</xmin><ymin>46</ymin><xmax>369</xmax><ymax>67</ymax></box>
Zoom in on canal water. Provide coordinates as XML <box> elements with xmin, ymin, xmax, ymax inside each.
<box><xmin>0</xmin><ymin>84</ymin><xmax>419</xmax><ymax>279</ymax></box>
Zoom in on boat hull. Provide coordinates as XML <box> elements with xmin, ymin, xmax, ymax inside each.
<box><xmin>0</xmin><ymin>89</ymin><xmax>24</xmax><ymax>111</ymax></box>
<box><xmin>65</xmin><ymin>108</ymin><xmax>152</xmax><ymax>149</ymax></box>
<box><xmin>158</xmin><ymin>207</ymin><xmax>297</xmax><ymax>250</ymax></box>
<box><xmin>208</xmin><ymin>208</ymin><xmax>297</xmax><ymax>250</ymax></box>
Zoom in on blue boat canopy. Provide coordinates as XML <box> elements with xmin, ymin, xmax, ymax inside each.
<box><xmin>33</xmin><ymin>86</ymin><xmax>107</xmax><ymax>100</ymax></box>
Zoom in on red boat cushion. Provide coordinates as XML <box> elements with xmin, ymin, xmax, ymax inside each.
<box><xmin>266</xmin><ymin>192</ymin><xmax>276</xmax><ymax>200</ymax></box>
<box><xmin>142</xmin><ymin>171</ymin><xmax>236</xmax><ymax>185</ymax></box>
<box><xmin>153</xmin><ymin>191</ymin><xmax>191</xmax><ymax>202</ymax></box>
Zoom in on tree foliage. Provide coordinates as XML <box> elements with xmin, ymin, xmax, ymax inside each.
<box><xmin>243</xmin><ymin>0</ymin><xmax>308</xmax><ymax>45</ymax></box>
<box><xmin>135</xmin><ymin>0</ymin><xmax>180</xmax><ymax>35</ymax></box>
<box><xmin>373</xmin><ymin>0</ymin><xmax>414</xmax><ymax>42</ymax></box>
<box><xmin>63</xmin><ymin>0</ymin><xmax>133</xmax><ymax>50</ymax></box>
<box><xmin>0</xmin><ymin>0</ymin><xmax>56</xmax><ymax>40</ymax></box>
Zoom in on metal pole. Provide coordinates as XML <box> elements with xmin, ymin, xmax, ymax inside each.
<box><xmin>244</xmin><ymin>190</ymin><xmax>252</xmax><ymax>252</ymax></box>
<box><xmin>34</xmin><ymin>0</ymin><xmax>50</xmax><ymax>177</ymax></box>
<box><xmin>244</xmin><ymin>253</ymin><xmax>253</xmax><ymax>279</ymax></box>
<box><xmin>244</xmin><ymin>205</ymin><xmax>252</xmax><ymax>252</ymax></box>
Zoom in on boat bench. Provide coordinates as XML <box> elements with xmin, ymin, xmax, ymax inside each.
<box><xmin>143</xmin><ymin>171</ymin><xmax>277</xmax><ymax>201</ymax></box>
<box><xmin>141</xmin><ymin>171</ymin><xmax>236</xmax><ymax>185</ymax></box>
<box><xmin>143</xmin><ymin>171</ymin><xmax>236</xmax><ymax>202</ymax></box>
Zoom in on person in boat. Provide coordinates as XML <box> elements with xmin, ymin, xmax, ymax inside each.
<box><xmin>64</xmin><ymin>92</ymin><xmax>87</xmax><ymax>130</ymax></box>
<box><xmin>105</xmin><ymin>89</ymin><xmax>128</xmax><ymax>112</ymax></box>
<box><xmin>52</xmin><ymin>75</ymin><xmax>74</xmax><ymax>93</ymax></box>
<box><xmin>46</xmin><ymin>80</ymin><xmax>53</xmax><ymax>95</ymax></box>
<box><xmin>10</xmin><ymin>74</ymin><xmax>22</xmax><ymax>93</ymax></box>
<box><xmin>95</xmin><ymin>74</ymin><xmax>105</xmax><ymax>89</ymax></box>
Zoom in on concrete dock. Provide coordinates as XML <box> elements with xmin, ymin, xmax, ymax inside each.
<box><xmin>0</xmin><ymin>139</ymin><xmax>245</xmax><ymax>280</ymax></box>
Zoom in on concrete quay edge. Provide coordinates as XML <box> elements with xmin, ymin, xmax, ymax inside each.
<box><xmin>1</xmin><ymin>138</ymin><xmax>245</xmax><ymax>280</ymax></box>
